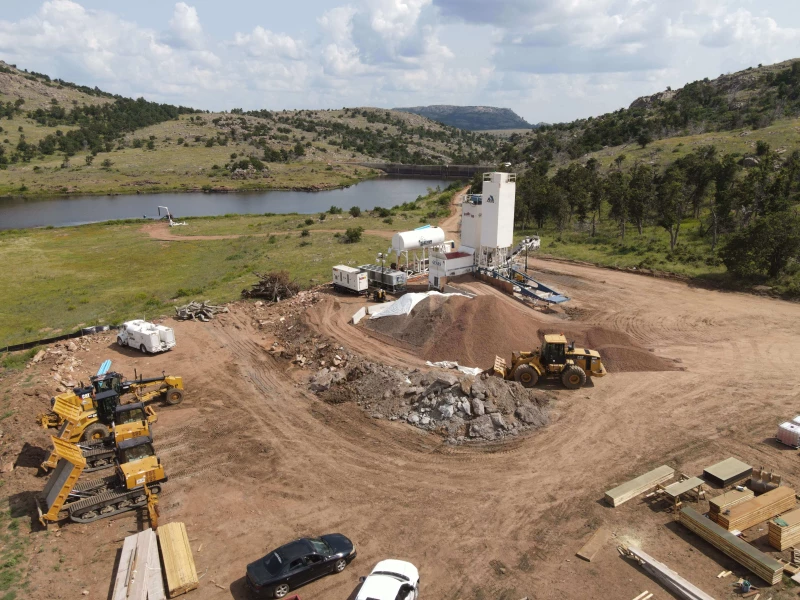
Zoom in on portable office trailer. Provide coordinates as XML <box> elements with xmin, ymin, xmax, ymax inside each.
<box><xmin>332</xmin><ymin>265</ymin><xmax>368</xmax><ymax>295</ymax></box>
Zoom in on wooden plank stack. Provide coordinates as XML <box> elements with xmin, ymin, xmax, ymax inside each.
<box><xmin>158</xmin><ymin>522</ymin><xmax>199</xmax><ymax>598</ymax></box>
<box><xmin>714</xmin><ymin>486</ymin><xmax>795</xmax><ymax>531</ymax></box>
<box><xmin>678</xmin><ymin>507</ymin><xmax>784</xmax><ymax>585</ymax></box>
<box><xmin>708</xmin><ymin>489</ymin><xmax>755</xmax><ymax>524</ymax></box>
<box><xmin>576</xmin><ymin>527</ymin><xmax>610</xmax><ymax>562</ymax></box>
<box><xmin>605</xmin><ymin>465</ymin><xmax>675</xmax><ymax>507</ymax></box>
<box><xmin>623</xmin><ymin>546</ymin><xmax>717</xmax><ymax>600</ymax></box>
<box><xmin>112</xmin><ymin>528</ymin><xmax>165</xmax><ymax>600</ymax></box>
<box><xmin>768</xmin><ymin>507</ymin><xmax>800</xmax><ymax>550</ymax></box>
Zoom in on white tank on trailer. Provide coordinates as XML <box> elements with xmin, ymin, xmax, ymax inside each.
<box><xmin>391</xmin><ymin>226</ymin><xmax>446</xmax><ymax>252</ymax></box>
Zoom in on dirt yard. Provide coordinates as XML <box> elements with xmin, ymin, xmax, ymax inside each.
<box><xmin>3</xmin><ymin>257</ymin><xmax>800</xmax><ymax>600</ymax></box>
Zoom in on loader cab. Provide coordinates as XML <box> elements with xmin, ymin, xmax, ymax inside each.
<box><xmin>94</xmin><ymin>390</ymin><xmax>120</xmax><ymax>424</ymax></box>
<box><xmin>117</xmin><ymin>436</ymin><xmax>156</xmax><ymax>465</ymax></box>
<box><xmin>541</xmin><ymin>334</ymin><xmax>568</xmax><ymax>365</ymax></box>
<box><xmin>116</xmin><ymin>435</ymin><xmax>164</xmax><ymax>489</ymax></box>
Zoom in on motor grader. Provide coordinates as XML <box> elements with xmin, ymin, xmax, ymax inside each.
<box><xmin>492</xmin><ymin>333</ymin><xmax>607</xmax><ymax>389</ymax></box>
<box><xmin>40</xmin><ymin>398</ymin><xmax>157</xmax><ymax>472</ymax></box>
<box><xmin>38</xmin><ymin>434</ymin><xmax>166</xmax><ymax>526</ymax></box>
<box><xmin>37</xmin><ymin>369</ymin><xmax>184</xmax><ymax>429</ymax></box>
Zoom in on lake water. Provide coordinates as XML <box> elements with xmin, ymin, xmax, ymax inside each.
<box><xmin>0</xmin><ymin>177</ymin><xmax>454</xmax><ymax>230</ymax></box>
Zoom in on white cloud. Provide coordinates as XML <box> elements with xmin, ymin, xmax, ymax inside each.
<box><xmin>0</xmin><ymin>0</ymin><xmax>797</xmax><ymax>122</ymax></box>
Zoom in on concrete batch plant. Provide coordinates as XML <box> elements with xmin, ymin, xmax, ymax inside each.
<box><xmin>428</xmin><ymin>171</ymin><xmax>517</xmax><ymax>289</ymax></box>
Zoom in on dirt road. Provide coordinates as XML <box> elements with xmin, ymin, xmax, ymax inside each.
<box><xmin>7</xmin><ymin>257</ymin><xmax>800</xmax><ymax>600</ymax></box>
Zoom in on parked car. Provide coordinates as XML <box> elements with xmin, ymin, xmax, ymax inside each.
<box><xmin>117</xmin><ymin>320</ymin><xmax>176</xmax><ymax>354</ymax></box>
<box><xmin>246</xmin><ymin>534</ymin><xmax>356</xmax><ymax>598</ymax></box>
<box><xmin>356</xmin><ymin>560</ymin><xmax>419</xmax><ymax>600</ymax></box>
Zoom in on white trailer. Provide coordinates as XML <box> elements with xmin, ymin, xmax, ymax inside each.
<box><xmin>117</xmin><ymin>320</ymin><xmax>176</xmax><ymax>354</ymax></box>
<box><xmin>332</xmin><ymin>265</ymin><xmax>368</xmax><ymax>295</ymax></box>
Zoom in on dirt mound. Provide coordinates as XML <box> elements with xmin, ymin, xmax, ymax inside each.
<box><xmin>364</xmin><ymin>295</ymin><xmax>677</xmax><ymax>373</ymax></box>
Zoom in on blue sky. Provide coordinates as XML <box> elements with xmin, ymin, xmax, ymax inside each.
<box><xmin>1</xmin><ymin>1</ymin><xmax>799</xmax><ymax>123</ymax></box>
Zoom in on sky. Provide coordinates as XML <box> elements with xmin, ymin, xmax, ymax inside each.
<box><xmin>1</xmin><ymin>0</ymin><xmax>799</xmax><ymax>123</ymax></box>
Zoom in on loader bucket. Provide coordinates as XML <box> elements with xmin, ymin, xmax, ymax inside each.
<box><xmin>491</xmin><ymin>356</ymin><xmax>507</xmax><ymax>378</ymax></box>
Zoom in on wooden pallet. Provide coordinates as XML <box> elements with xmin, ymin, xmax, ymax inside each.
<box><xmin>605</xmin><ymin>465</ymin><xmax>675</xmax><ymax>507</ymax></box>
<box><xmin>678</xmin><ymin>507</ymin><xmax>783</xmax><ymax>585</ymax></box>
<box><xmin>157</xmin><ymin>522</ymin><xmax>198</xmax><ymax>598</ymax></box>
<box><xmin>715</xmin><ymin>486</ymin><xmax>795</xmax><ymax>531</ymax></box>
<box><xmin>768</xmin><ymin>507</ymin><xmax>800</xmax><ymax>551</ymax></box>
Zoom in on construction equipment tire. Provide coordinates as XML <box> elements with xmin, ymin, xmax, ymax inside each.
<box><xmin>561</xmin><ymin>365</ymin><xmax>587</xmax><ymax>389</ymax></box>
<box><xmin>82</xmin><ymin>423</ymin><xmax>110</xmax><ymax>442</ymax></box>
<box><xmin>139</xmin><ymin>344</ymin><xmax>147</xmax><ymax>354</ymax></box>
<box><xmin>513</xmin><ymin>364</ymin><xmax>539</xmax><ymax>388</ymax></box>
<box><xmin>164</xmin><ymin>388</ymin><xmax>184</xmax><ymax>405</ymax></box>
<box><xmin>117</xmin><ymin>337</ymin><xmax>125</xmax><ymax>347</ymax></box>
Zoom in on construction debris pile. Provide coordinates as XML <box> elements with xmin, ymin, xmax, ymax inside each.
<box><xmin>242</xmin><ymin>271</ymin><xmax>301</xmax><ymax>302</ymax></box>
<box><xmin>174</xmin><ymin>300</ymin><xmax>229</xmax><ymax>321</ymax></box>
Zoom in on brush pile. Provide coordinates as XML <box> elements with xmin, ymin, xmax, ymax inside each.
<box><xmin>174</xmin><ymin>301</ymin><xmax>229</xmax><ymax>321</ymax></box>
<box><xmin>242</xmin><ymin>271</ymin><xmax>301</xmax><ymax>302</ymax></box>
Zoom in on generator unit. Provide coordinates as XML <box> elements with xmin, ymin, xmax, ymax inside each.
<box><xmin>332</xmin><ymin>265</ymin><xmax>368</xmax><ymax>295</ymax></box>
<box><xmin>358</xmin><ymin>264</ymin><xmax>407</xmax><ymax>293</ymax></box>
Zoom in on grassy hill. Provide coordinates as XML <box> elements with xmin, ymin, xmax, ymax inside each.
<box><xmin>0</xmin><ymin>62</ymin><xmax>500</xmax><ymax>197</ymax></box>
<box><xmin>395</xmin><ymin>105</ymin><xmax>533</xmax><ymax>131</ymax></box>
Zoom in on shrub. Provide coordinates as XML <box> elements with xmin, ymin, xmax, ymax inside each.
<box><xmin>349</xmin><ymin>206</ymin><xmax>361</xmax><ymax>217</ymax></box>
<box><xmin>343</xmin><ymin>226</ymin><xmax>364</xmax><ymax>244</ymax></box>
<box><xmin>329</xmin><ymin>206</ymin><xmax>343</xmax><ymax>214</ymax></box>
<box><xmin>301</xmin><ymin>229</ymin><xmax>310</xmax><ymax>237</ymax></box>
<box><xmin>305</xmin><ymin>218</ymin><xmax>314</xmax><ymax>225</ymax></box>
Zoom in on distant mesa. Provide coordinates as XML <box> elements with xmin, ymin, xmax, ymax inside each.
<box><xmin>394</xmin><ymin>105</ymin><xmax>536</xmax><ymax>131</ymax></box>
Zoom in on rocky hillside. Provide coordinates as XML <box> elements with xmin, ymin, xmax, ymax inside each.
<box><xmin>500</xmin><ymin>58</ymin><xmax>800</xmax><ymax>167</ymax></box>
<box><xmin>394</xmin><ymin>105</ymin><xmax>533</xmax><ymax>131</ymax></box>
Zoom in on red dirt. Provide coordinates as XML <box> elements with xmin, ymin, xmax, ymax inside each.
<box><xmin>363</xmin><ymin>294</ymin><xmax>677</xmax><ymax>372</ymax></box>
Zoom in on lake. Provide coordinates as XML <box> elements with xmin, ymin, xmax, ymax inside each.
<box><xmin>0</xmin><ymin>177</ymin><xmax>454</xmax><ymax>230</ymax></box>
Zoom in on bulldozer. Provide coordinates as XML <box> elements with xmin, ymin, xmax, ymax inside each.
<box><xmin>40</xmin><ymin>398</ymin><xmax>157</xmax><ymax>472</ymax></box>
<box><xmin>38</xmin><ymin>369</ymin><xmax>184</xmax><ymax>429</ymax></box>
<box><xmin>492</xmin><ymin>333</ymin><xmax>607</xmax><ymax>389</ymax></box>
<box><xmin>38</xmin><ymin>434</ymin><xmax>167</xmax><ymax>526</ymax></box>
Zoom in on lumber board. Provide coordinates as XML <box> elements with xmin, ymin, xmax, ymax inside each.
<box><xmin>679</xmin><ymin>507</ymin><xmax>783</xmax><ymax>585</ymax></box>
<box><xmin>768</xmin><ymin>507</ymin><xmax>800</xmax><ymax>551</ymax></box>
<box><xmin>112</xmin><ymin>534</ymin><xmax>138</xmax><ymax>600</ymax></box>
<box><xmin>576</xmin><ymin>527</ymin><xmax>610</xmax><ymax>562</ymax></box>
<box><xmin>709</xmin><ymin>489</ymin><xmax>755</xmax><ymax>517</ymax></box>
<box><xmin>605</xmin><ymin>465</ymin><xmax>675</xmax><ymax>507</ymax></box>
<box><xmin>129</xmin><ymin>529</ymin><xmax>158</xmax><ymax>600</ymax></box>
<box><xmin>626</xmin><ymin>546</ymin><xmax>718</xmax><ymax>600</ymax></box>
<box><xmin>146</xmin><ymin>529</ymin><xmax>167</xmax><ymax>600</ymax></box>
<box><xmin>158</xmin><ymin>522</ymin><xmax>199</xmax><ymax>598</ymax></box>
<box><xmin>715</xmin><ymin>487</ymin><xmax>795</xmax><ymax>531</ymax></box>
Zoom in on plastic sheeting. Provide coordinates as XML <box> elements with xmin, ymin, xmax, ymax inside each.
<box><xmin>369</xmin><ymin>291</ymin><xmax>469</xmax><ymax>319</ymax></box>
<box><xmin>425</xmin><ymin>360</ymin><xmax>483</xmax><ymax>376</ymax></box>
<box><xmin>777</xmin><ymin>422</ymin><xmax>800</xmax><ymax>447</ymax></box>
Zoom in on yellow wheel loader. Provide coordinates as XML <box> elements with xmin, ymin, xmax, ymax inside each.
<box><xmin>492</xmin><ymin>333</ymin><xmax>607</xmax><ymax>389</ymax></box>
<box><xmin>40</xmin><ymin>397</ymin><xmax>157</xmax><ymax>472</ymax></box>
<box><xmin>38</xmin><ymin>435</ymin><xmax>167</xmax><ymax>526</ymax></box>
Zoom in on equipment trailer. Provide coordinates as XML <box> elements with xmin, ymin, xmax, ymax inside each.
<box><xmin>38</xmin><ymin>435</ymin><xmax>166</xmax><ymax>526</ymax></box>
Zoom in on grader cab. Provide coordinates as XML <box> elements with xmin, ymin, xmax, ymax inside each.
<box><xmin>492</xmin><ymin>334</ymin><xmax>607</xmax><ymax>389</ymax></box>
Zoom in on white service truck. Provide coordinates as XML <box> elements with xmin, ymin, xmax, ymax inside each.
<box><xmin>117</xmin><ymin>320</ymin><xmax>176</xmax><ymax>354</ymax></box>
<box><xmin>332</xmin><ymin>265</ymin><xmax>368</xmax><ymax>295</ymax></box>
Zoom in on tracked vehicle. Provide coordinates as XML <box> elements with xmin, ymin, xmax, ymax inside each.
<box><xmin>38</xmin><ymin>435</ymin><xmax>166</xmax><ymax>526</ymax></box>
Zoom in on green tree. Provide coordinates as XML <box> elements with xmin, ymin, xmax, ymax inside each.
<box><xmin>101</xmin><ymin>158</ymin><xmax>113</xmax><ymax>168</ymax></box>
<box><xmin>627</xmin><ymin>164</ymin><xmax>654</xmax><ymax>235</ymax></box>
<box><xmin>85</xmin><ymin>155</ymin><xmax>94</xmax><ymax>166</ymax></box>
<box><xmin>656</xmin><ymin>167</ymin><xmax>689</xmax><ymax>250</ymax></box>
<box><xmin>721</xmin><ymin>211</ymin><xmax>800</xmax><ymax>278</ymax></box>
<box><xmin>606</xmin><ymin>171</ymin><xmax>630</xmax><ymax>239</ymax></box>
<box><xmin>349</xmin><ymin>206</ymin><xmax>361</xmax><ymax>217</ymax></box>
<box><xmin>344</xmin><ymin>226</ymin><xmax>364</xmax><ymax>243</ymax></box>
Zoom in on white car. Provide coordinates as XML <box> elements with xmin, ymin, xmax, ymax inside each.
<box><xmin>356</xmin><ymin>559</ymin><xmax>419</xmax><ymax>600</ymax></box>
<box><xmin>117</xmin><ymin>320</ymin><xmax>176</xmax><ymax>354</ymax></box>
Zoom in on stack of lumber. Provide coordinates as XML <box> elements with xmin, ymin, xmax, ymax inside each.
<box><xmin>714</xmin><ymin>486</ymin><xmax>795</xmax><ymax>531</ymax></box>
<box><xmin>678</xmin><ymin>507</ymin><xmax>784</xmax><ymax>585</ymax></box>
<box><xmin>622</xmin><ymin>546</ymin><xmax>717</xmax><ymax>600</ymax></box>
<box><xmin>242</xmin><ymin>271</ymin><xmax>300</xmax><ymax>301</ymax></box>
<box><xmin>708</xmin><ymin>489</ymin><xmax>755</xmax><ymax>524</ymax></box>
<box><xmin>158</xmin><ymin>522</ymin><xmax>199</xmax><ymax>598</ymax></box>
<box><xmin>604</xmin><ymin>465</ymin><xmax>674</xmax><ymax>507</ymax></box>
<box><xmin>174</xmin><ymin>301</ymin><xmax>228</xmax><ymax>321</ymax></box>
<box><xmin>768</xmin><ymin>507</ymin><xmax>800</xmax><ymax>550</ymax></box>
<box><xmin>112</xmin><ymin>528</ymin><xmax>165</xmax><ymax>600</ymax></box>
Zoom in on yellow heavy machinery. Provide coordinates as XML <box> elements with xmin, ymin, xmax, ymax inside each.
<box><xmin>40</xmin><ymin>398</ymin><xmax>157</xmax><ymax>472</ymax></box>
<box><xmin>38</xmin><ymin>435</ymin><xmax>167</xmax><ymax>526</ymax></box>
<box><xmin>492</xmin><ymin>333</ymin><xmax>607</xmax><ymax>389</ymax></box>
<box><xmin>38</xmin><ymin>369</ymin><xmax>184</xmax><ymax>429</ymax></box>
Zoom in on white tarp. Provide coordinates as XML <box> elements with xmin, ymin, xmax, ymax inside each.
<box><xmin>425</xmin><ymin>360</ymin><xmax>483</xmax><ymax>376</ymax></box>
<box><xmin>369</xmin><ymin>291</ymin><xmax>468</xmax><ymax>319</ymax></box>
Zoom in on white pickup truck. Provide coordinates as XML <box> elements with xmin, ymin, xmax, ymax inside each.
<box><xmin>117</xmin><ymin>320</ymin><xmax>176</xmax><ymax>354</ymax></box>
<box><xmin>356</xmin><ymin>560</ymin><xmax>419</xmax><ymax>600</ymax></box>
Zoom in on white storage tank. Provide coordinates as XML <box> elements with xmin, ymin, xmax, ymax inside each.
<box><xmin>391</xmin><ymin>227</ymin><xmax>445</xmax><ymax>252</ymax></box>
<box><xmin>480</xmin><ymin>172</ymin><xmax>516</xmax><ymax>249</ymax></box>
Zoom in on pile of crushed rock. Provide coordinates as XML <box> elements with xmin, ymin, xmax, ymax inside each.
<box><xmin>310</xmin><ymin>362</ymin><xmax>551</xmax><ymax>444</ymax></box>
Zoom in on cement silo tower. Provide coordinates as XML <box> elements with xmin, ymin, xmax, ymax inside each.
<box><xmin>477</xmin><ymin>171</ymin><xmax>516</xmax><ymax>268</ymax></box>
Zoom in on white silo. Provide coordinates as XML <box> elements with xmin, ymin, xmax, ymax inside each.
<box><xmin>460</xmin><ymin>194</ymin><xmax>482</xmax><ymax>250</ymax></box>
<box><xmin>477</xmin><ymin>172</ymin><xmax>516</xmax><ymax>269</ymax></box>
